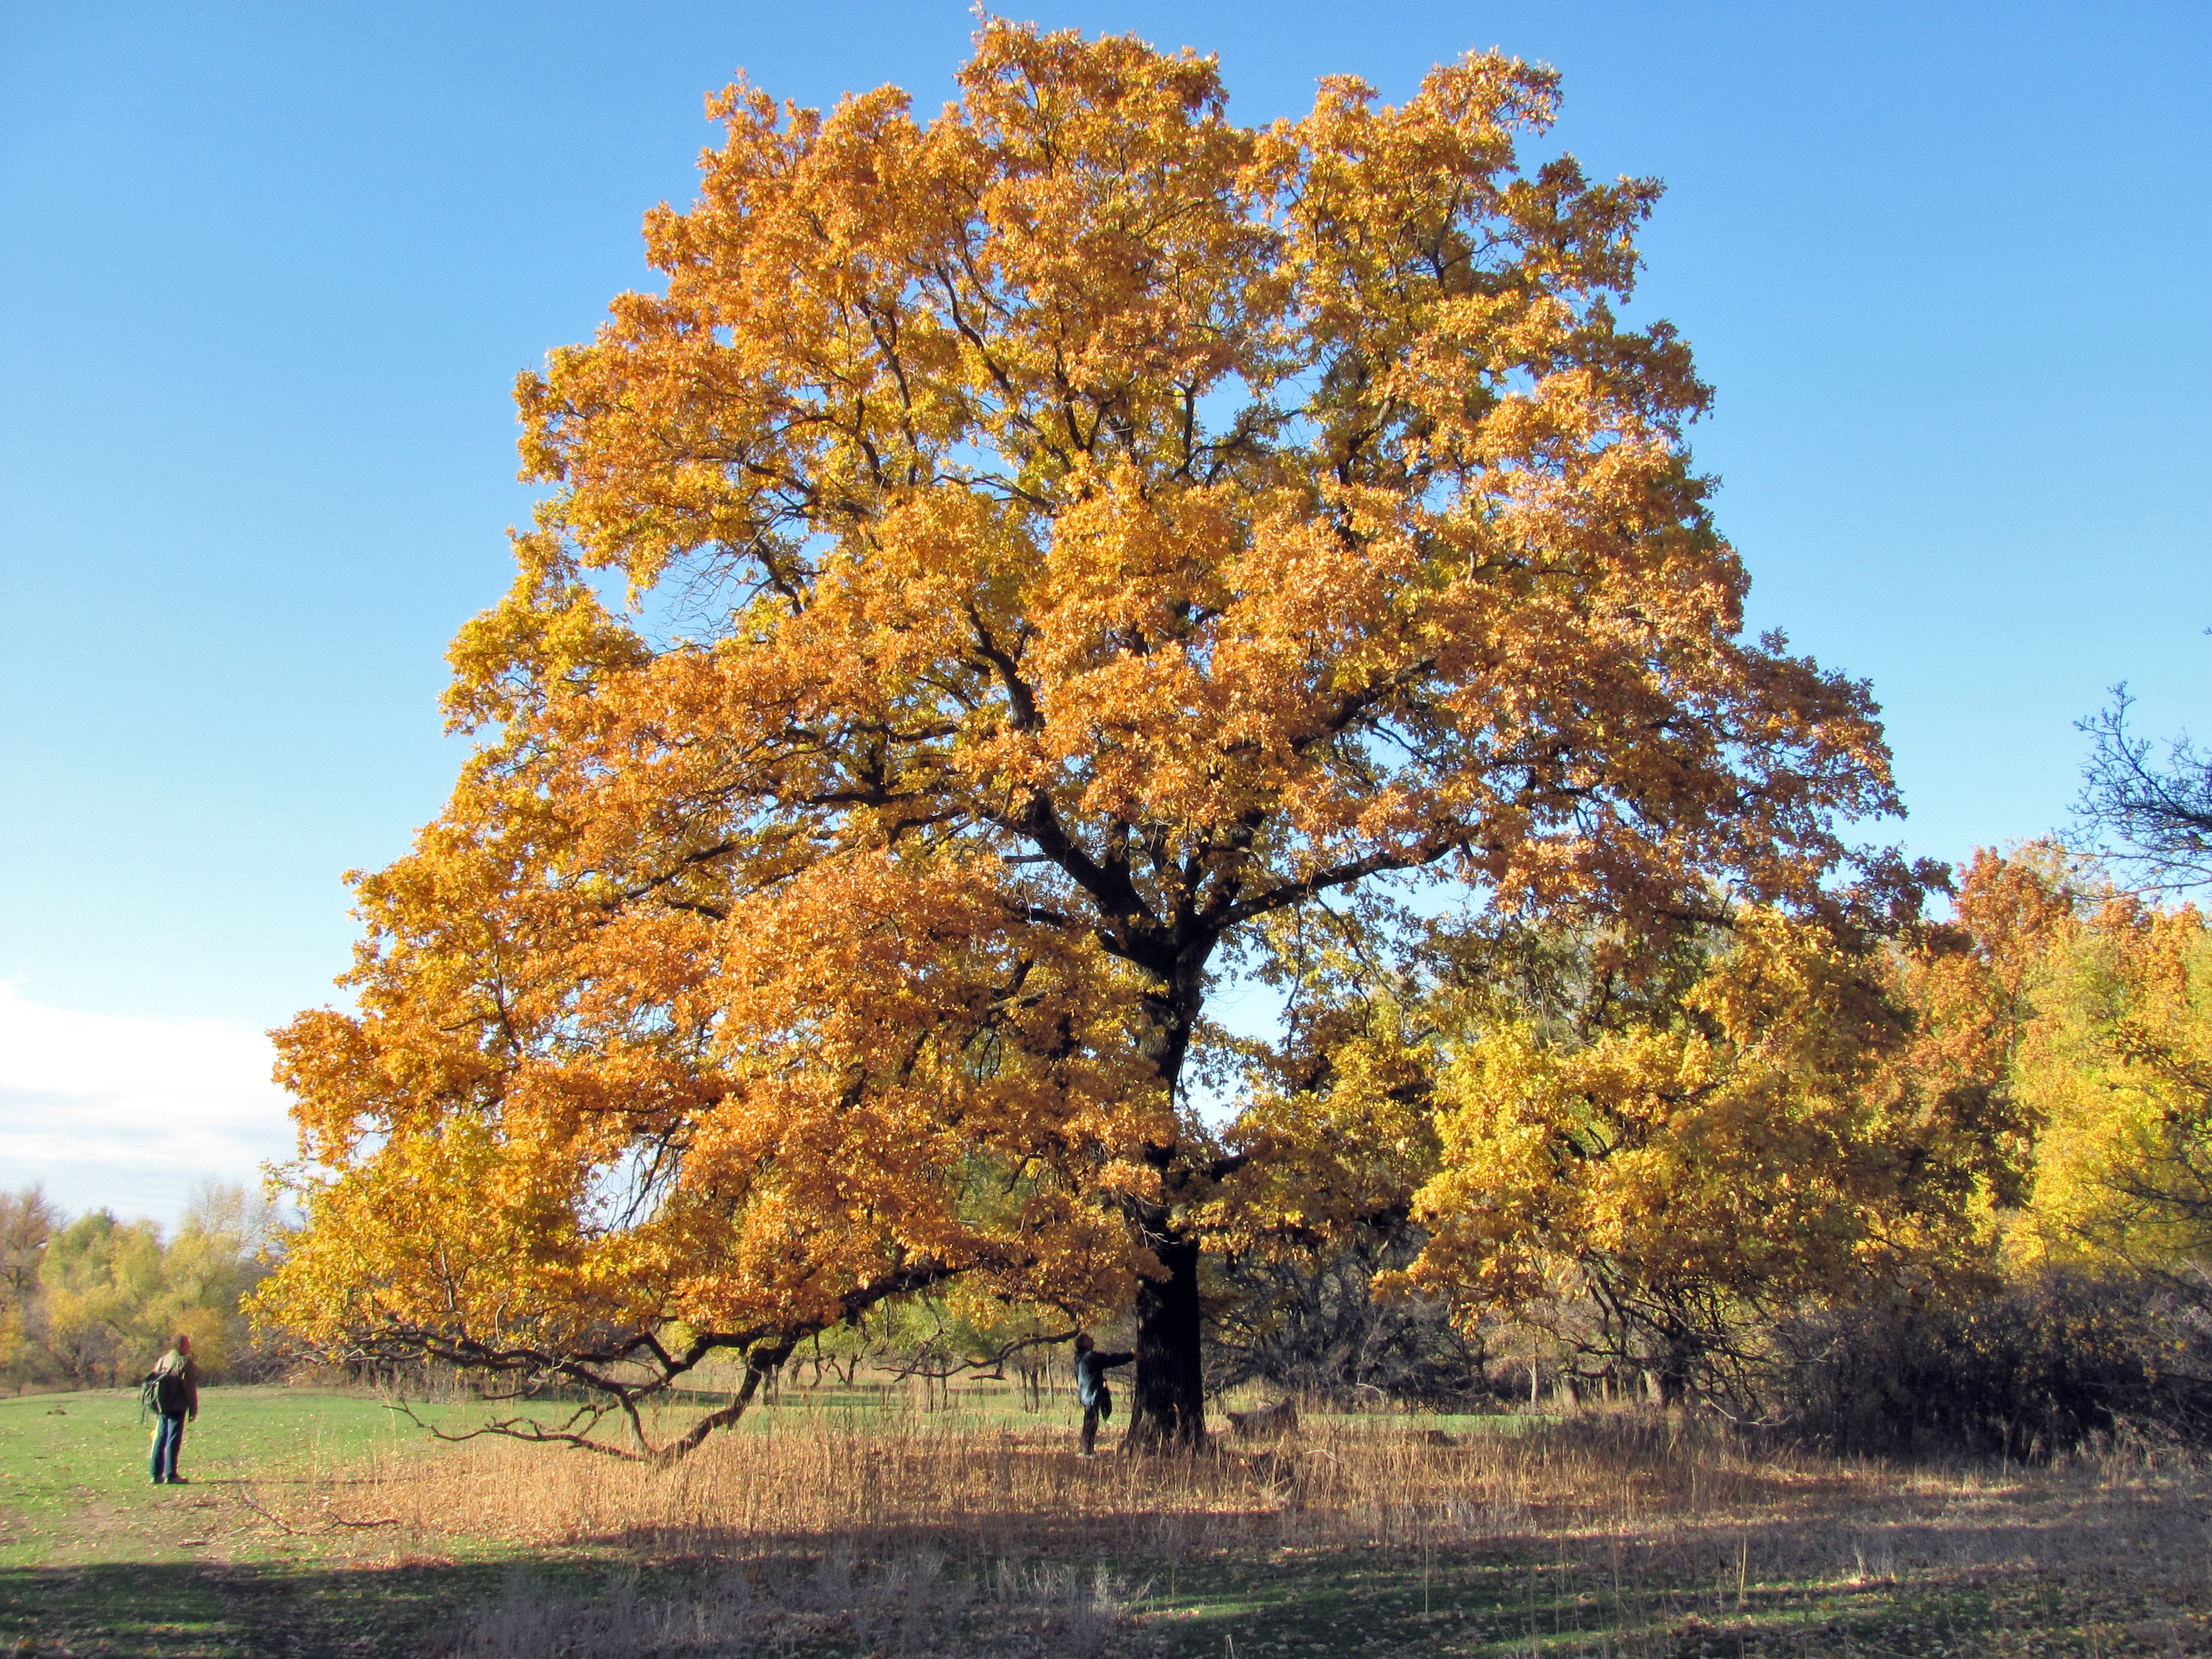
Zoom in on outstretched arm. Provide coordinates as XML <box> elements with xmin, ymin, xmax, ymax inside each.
<box><xmin>1102</xmin><ymin>1352</ymin><xmax>1135</xmax><ymax>1370</ymax></box>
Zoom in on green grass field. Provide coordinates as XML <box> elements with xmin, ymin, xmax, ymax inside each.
<box><xmin>0</xmin><ymin>1386</ymin><xmax>534</xmax><ymax>1657</ymax></box>
<box><xmin>3</xmin><ymin>1382</ymin><xmax>2209</xmax><ymax>1656</ymax></box>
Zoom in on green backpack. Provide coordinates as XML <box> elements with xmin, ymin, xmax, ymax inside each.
<box><xmin>141</xmin><ymin>1366</ymin><xmax>187</xmax><ymax>1416</ymax></box>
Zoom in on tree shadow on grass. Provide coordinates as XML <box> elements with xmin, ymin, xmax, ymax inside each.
<box><xmin>0</xmin><ymin>1558</ymin><xmax>525</xmax><ymax>1659</ymax></box>
<box><xmin>2</xmin><ymin>1461</ymin><xmax>2171</xmax><ymax>1658</ymax></box>
<box><xmin>0</xmin><ymin>1537</ymin><xmax>2011</xmax><ymax>1659</ymax></box>
<box><xmin>4</xmin><ymin>1550</ymin><xmax>1161</xmax><ymax>1659</ymax></box>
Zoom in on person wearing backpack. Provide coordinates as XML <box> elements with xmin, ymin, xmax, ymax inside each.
<box><xmin>144</xmin><ymin>1334</ymin><xmax>198</xmax><ymax>1485</ymax></box>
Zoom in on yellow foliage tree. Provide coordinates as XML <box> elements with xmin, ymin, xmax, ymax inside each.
<box><xmin>1977</xmin><ymin>851</ymin><xmax>2212</xmax><ymax>1270</ymax></box>
<box><xmin>1398</xmin><ymin>913</ymin><xmax>2027</xmax><ymax>1403</ymax></box>
<box><xmin>23</xmin><ymin>1185</ymin><xmax>275</xmax><ymax>1390</ymax></box>
<box><xmin>257</xmin><ymin>21</ymin><xmax>1919</xmax><ymax>1453</ymax></box>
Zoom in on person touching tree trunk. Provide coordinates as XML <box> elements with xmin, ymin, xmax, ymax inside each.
<box><xmin>1073</xmin><ymin>1333</ymin><xmax>1134</xmax><ymax>1458</ymax></box>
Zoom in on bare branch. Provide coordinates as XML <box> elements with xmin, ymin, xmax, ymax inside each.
<box><xmin>2076</xmin><ymin>685</ymin><xmax>2212</xmax><ymax>892</ymax></box>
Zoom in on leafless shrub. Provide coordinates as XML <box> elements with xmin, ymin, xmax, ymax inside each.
<box><xmin>1204</xmin><ymin>1223</ymin><xmax>1491</xmax><ymax>1406</ymax></box>
<box><xmin>1771</xmin><ymin>1267</ymin><xmax>2212</xmax><ymax>1458</ymax></box>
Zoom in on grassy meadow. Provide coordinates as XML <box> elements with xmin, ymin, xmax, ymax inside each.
<box><xmin>4</xmin><ymin>1380</ymin><xmax>2212</xmax><ymax>1655</ymax></box>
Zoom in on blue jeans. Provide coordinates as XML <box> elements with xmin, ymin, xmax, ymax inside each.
<box><xmin>151</xmin><ymin>1413</ymin><xmax>186</xmax><ymax>1483</ymax></box>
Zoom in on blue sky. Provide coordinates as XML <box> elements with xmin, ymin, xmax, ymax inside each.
<box><xmin>2</xmin><ymin>1</ymin><xmax>2205</xmax><ymax>1220</ymax></box>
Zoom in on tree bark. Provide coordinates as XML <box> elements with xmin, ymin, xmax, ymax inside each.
<box><xmin>1124</xmin><ymin>1232</ymin><xmax>1207</xmax><ymax>1449</ymax></box>
<box><xmin>1113</xmin><ymin>931</ymin><xmax>1215</xmax><ymax>1450</ymax></box>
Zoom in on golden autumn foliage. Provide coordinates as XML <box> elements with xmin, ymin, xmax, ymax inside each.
<box><xmin>256</xmin><ymin>21</ymin><xmax>1921</xmax><ymax>1454</ymax></box>
<box><xmin>1391</xmin><ymin>914</ymin><xmax>2028</xmax><ymax>1399</ymax></box>
<box><xmin>1956</xmin><ymin>850</ymin><xmax>2212</xmax><ymax>1272</ymax></box>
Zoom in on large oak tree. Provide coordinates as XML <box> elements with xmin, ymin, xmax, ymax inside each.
<box><xmin>259</xmin><ymin>22</ymin><xmax>1921</xmax><ymax>1453</ymax></box>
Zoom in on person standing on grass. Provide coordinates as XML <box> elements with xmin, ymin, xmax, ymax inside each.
<box><xmin>146</xmin><ymin>1333</ymin><xmax>198</xmax><ymax>1485</ymax></box>
<box><xmin>1072</xmin><ymin>1333</ymin><xmax>1133</xmax><ymax>1458</ymax></box>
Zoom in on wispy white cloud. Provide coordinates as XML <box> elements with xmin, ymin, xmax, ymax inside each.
<box><xmin>0</xmin><ymin>985</ymin><xmax>295</xmax><ymax>1225</ymax></box>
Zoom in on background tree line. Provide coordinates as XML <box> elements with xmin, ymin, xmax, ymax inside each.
<box><xmin>0</xmin><ymin>1181</ymin><xmax>281</xmax><ymax>1392</ymax></box>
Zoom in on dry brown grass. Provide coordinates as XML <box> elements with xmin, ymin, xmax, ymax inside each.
<box><xmin>232</xmin><ymin>1395</ymin><xmax>2212</xmax><ymax>1655</ymax></box>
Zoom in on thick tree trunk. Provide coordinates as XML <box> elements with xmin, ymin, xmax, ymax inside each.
<box><xmin>1115</xmin><ymin>933</ymin><xmax>1215</xmax><ymax>1450</ymax></box>
<box><xmin>1124</xmin><ymin>1232</ymin><xmax>1207</xmax><ymax>1449</ymax></box>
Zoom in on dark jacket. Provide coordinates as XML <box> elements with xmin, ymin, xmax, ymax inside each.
<box><xmin>1074</xmin><ymin>1349</ymin><xmax>1133</xmax><ymax>1409</ymax></box>
<box><xmin>150</xmin><ymin>1349</ymin><xmax>199</xmax><ymax>1418</ymax></box>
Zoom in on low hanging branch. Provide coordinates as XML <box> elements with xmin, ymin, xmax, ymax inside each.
<box><xmin>341</xmin><ymin>1263</ymin><xmax>960</xmax><ymax>1464</ymax></box>
<box><xmin>369</xmin><ymin>1329</ymin><xmax>791</xmax><ymax>1464</ymax></box>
